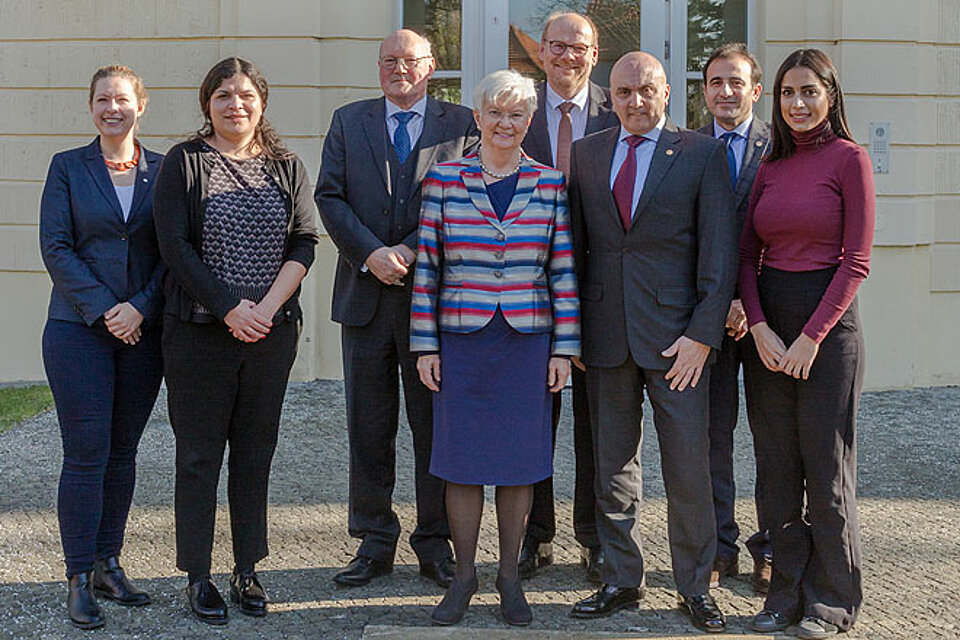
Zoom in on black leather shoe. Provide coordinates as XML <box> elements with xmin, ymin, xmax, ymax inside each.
<box><xmin>419</xmin><ymin>557</ymin><xmax>455</xmax><ymax>588</ymax></box>
<box><xmin>517</xmin><ymin>536</ymin><xmax>553</xmax><ymax>579</ymax></box>
<box><xmin>496</xmin><ymin>574</ymin><xmax>532</xmax><ymax>626</ymax></box>
<box><xmin>430</xmin><ymin>573</ymin><xmax>478</xmax><ymax>626</ymax></box>
<box><xmin>679</xmin><ymin>593</ymin><xmax>726</xmax><ymax>633</ymax></box>
<box><xmin>580</xmin><ymin>546</ymin><xmax>604</xmax><ymax>584</ymax></box>
<box><xmin>186</xmin><ymin>578</ymin><xmax>228</xmax><ymax>625</ymax></box>
<box><xmin>67</xmin><ymin>572</ymin><xmax>105</xmax><ymax>630</ymax></box>
<box><xmin>570</xmin><ymin>584</ymin><xmax>642</xmax><ymax>619</ymax></box>
<box><xmin>332</xmin><ymin>556</ymin><xmax>393</xmax><ymax>587</ymax></box>
<box><xmin>93</xmin><ymin>557</ymin><xmax>151</xmax><ymax>606</ymax></box>
<box><xmin>230</xmin><ymin>570</ymin><xmax>267</xmax><ymax>617</ymax></box>
<box><xmin>751</xmin><ymin>608</ymin><xmax>793</xmax><ymax>633</ymax></box>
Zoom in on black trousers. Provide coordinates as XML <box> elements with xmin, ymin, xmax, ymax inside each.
<box><xmin>528</xmin><ymin>367</ymin><xmax>598</xmax><ymax>549</ymax></box>
<box><xmin>743</xmin><ymin>267</ymin><xmax>863</xmax><ymax>630</ymax></box>
<box><xmin>43</xmin><ymin>320</ymin><xmax>163</xmax><ymax>577</ymax></box>
<box><xmin>587</xmin><ymin>360</ymin><xmax>716</xmax><ymax>596</ymax></box>
<box><xmin>708</xmin><ymin>331</ymin><xmax>771</xmax><ymax>562</ymax></box>
<box><xmin>163</xmin><ymin>317</ymin><xmax>298</xmax><ymax>576</ymax></box>
<box><xmin>341</xmin><ymin>288</ymin><xmax>450</xmax><ymax>564</ymax></box>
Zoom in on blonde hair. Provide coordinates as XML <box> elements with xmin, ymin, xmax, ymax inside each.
<box><xmin>472</xmin><ymin>70</ymin><xmax>537</xmax><ymax>116</ymax></box>
<box><xmin>88</xmin><ymin>65</ymin><xmax>148</xmax><ymax>108</ymax></box>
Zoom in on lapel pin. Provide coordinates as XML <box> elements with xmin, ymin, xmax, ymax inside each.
<box><xmin>665</xmin><ymin>149</ymin><xmax>674</xmax><ymax>156</ymax></box>
<box><xmin>142</xmin><ymin>178</ymin><xmax>149</xmax><ymax>182</ymax></box>
<box><xmin>756</xmin><ymin>141</ymin><xmax>763</xmax><ymax>147</ymax></box>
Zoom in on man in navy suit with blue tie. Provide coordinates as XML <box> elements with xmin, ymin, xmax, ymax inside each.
<box><xmin>316</xmin><ymin>29</ymin><xmax>478</xmax><ymax>589</ymax></box>
<box><xmin>696</xmin><ymin>43</ymin><xmax>773</xmax><ymax>595</ymax></box>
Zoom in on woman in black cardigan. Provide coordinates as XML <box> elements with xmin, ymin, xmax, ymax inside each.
<box><xmin>153</xmin><ymin>57</ymin><xmax>318</xmax><ymax>625</ymax></box>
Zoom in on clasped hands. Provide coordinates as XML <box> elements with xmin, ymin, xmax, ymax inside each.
<box><xmin>225</xmin><ymin>299</ymin><xmax>277</xmax><ymax>343</ymax></box>
<box><xmin>417</xmin><ymin>355</ymin><xmax>571</xmax><ymax>393</ymax></box>
<box><xmin>366</xmin><ymin>245</ymin><xmax>416</xmax><ymax>286</ymax></box>
<box><xmin>750</xmin><ymin>321</ymin><xmax>819</xmax><ymax>380</ymax></box>
<box><xmin>104</xmin><ymin>302</ymin><xmax>143</xmax><ymax>345</ymax></box>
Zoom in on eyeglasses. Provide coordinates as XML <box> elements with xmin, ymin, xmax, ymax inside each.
<box><xmin>379</xmin><ymin>55</ymin><xmax>433</xmax><ymax>71</ymax></box>
<box><xmin>546</xmin><ymin>40</ymin><xmax>595</xmax><ymax>58</ymax></box>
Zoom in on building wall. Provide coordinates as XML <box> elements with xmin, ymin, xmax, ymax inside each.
<box><xmin>1</xmin><ymin>0</ymin><xmax>957</xmax><ymax>389</ymax></box>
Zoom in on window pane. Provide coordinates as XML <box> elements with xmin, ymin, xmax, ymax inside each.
<box><xmin>427</xmin><ymin>77</ymin><xmax>462</xmax><ymax>104</ymax></box>
<box><xmin>687</xmin><ymin>0</ymin><xmax>747</xmax><ymax>73</ymax></box>
<box><xmin>404</xmin><ymin>0</ymin><xmax>462</xmax><ymax>72</ymax></box>
<box><xmin>509</xmin><ymin>1</ymin><xmax>642</xmax><ymax>88</ymax></box>
<box><xmin>687</xmin><ymin>79</ymin><xmax>710</xmax><ymax>130</ymax></box>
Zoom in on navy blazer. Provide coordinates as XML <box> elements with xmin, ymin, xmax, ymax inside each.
<box><xmin>522</xmin><ymin>81</ymin><xmax>619</xmax><ymax>168</ymax></box>
<box><xmin>40</xmin><ymin>138</ymin><xmax>165</xmax><ymax>326</ymax></box>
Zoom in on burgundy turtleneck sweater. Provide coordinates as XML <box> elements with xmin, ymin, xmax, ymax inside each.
<box><xmin>738</xmin><ymin>121</ymin><xmax>876</xmax><ymax>343</ymax></box>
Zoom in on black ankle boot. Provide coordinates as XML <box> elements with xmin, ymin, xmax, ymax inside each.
<box><xmin>496</xmin><ymin>573</ymin><xmax>532</xmax><ymax>626</ymax></box>
<box><xmin>430</xmin><ymin>573</ymin><xmax>478</xmax><ymax>625</ymax></box>
<box><xmin>93</xmin><ymin>556</ymin><xmax>151</xmax><ymax>606</ymax></box>
<box><xmin>67</xmin><ymin>572</ymin><xmax>105</xmax><ymax>629</ymax></box>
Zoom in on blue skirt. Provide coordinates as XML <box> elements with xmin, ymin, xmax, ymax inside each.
<box><xmin>430</xmin><ymin>309</ymin><xmax>553</xmax><ymax>486</ymax></box>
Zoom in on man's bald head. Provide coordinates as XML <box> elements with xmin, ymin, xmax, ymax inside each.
<box><xmin>378</xmin><ymin>29</ymin><xmax>436</xmax><ymax>110</ymax></box>
<box><xmin>609</xmin><ymin>51</ymin><xmax>670</xmax><ymax>135</ymax></box>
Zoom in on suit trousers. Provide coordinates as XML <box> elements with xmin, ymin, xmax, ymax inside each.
<box><xmin>528</xmin><ymin>367</ymin><xmax>598</xmax><ymax>548</ymax></box>
<box><xmin>742</xmin><ymin>267</ymin><xmax>863</xmax><ymax>631</ymax></box>
<box><xmin>587</xmin><ymin>359</ymin><xmax>716</xmax><ymax>596</ymax></box>
<box><xmin>163</xmin><ymin>317</ymin><xmax>298</xmax><ymax>576</ymax></box>
<box><xmin>43</xmin><ymin>319</ymin><xmax>163</xmax><ymax>577</ymax></box>
<box><xmin>341</xmin><ymin>286</ymin><xmax>450</xmax><ymax>564</ymax></box>
<box><xmin>708</xmin><ymin>332</ymin><xmax>772</xmax><ymax>562</ymax></box>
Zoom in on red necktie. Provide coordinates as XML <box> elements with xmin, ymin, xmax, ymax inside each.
<box><xmin>556</xmin><ymin>101</ymin><xmax>575</xmax><ymax>176</ymax></box>
<box><xmin>612</xmin><ymin>135</ymin><xmax>645</xmax><ymax>231</ymax></box>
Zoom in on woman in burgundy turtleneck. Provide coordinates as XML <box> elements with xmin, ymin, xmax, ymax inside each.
<box><xmin>739</xmin><ymin>50</ymin><xmax>875</xmax><ymax>639</ymax></box>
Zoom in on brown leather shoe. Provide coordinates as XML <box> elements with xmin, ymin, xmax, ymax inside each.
<box><xmin>709</xmin><ymin>555</ymin><xmax>739</xmax><ymax>588</ymax></box>
<box><xmin>753</xmin><ymin>556</ymin><xmax>773</xmax><ymax>594</ymax></box>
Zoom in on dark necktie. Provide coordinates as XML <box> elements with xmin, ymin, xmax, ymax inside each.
<box><xmin>721</xmin><ymin>131</ymin><xmax>739</xmax><ymax>188</ymax></box>
<box><xmin>556</xmin><ymin>101</ymin><xmax>575</xmax><ymax>176</ymax></box>
<box><xmin>612</xmin><ymin>135</ymin><xmax>645</xmax><ymax>231</ymax></box>
<box><xmin>393</xmin><ymin>111</ymin><xmax>416</xmax><ymax>164</ymax></box>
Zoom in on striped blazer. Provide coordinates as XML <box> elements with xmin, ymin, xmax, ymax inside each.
<box><xmin>410</xmin><ymin>153</ymin><xmax>580</xmax><ymax>356</ymax></box>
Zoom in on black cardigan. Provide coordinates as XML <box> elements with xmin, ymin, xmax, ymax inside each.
<box><xmin>153</xmin><ymin>139</ymin><xmax>319</xmax><ymax>322</ymax></box>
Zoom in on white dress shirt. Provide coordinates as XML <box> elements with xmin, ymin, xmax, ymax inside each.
<box><xmin>385</xmin><ymin>94</ymin><xmax>428</xmax><ymax>152</ymax></box>
<box><xmin>609</xmin><ymin>115</ymin><xmax>666</xmax><ymax>217</ymax></box>
<box><xmin>544</xmin><ymin>83</ymin><xmax>589</xmax><ymax>167</ymax></box>
<box><xmin>712</xmin><ymin>113</ymin><xmax>753</xmax><ymax>175</ymax></box>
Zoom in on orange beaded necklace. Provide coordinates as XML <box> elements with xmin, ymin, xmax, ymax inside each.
<box><xmin>103</xmin><ymin>143</ymin><xmax>140</xmax><ymax>172</ymax></box>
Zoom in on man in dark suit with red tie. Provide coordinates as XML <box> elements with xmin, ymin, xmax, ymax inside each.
<box><xmin>518</xmin><ymin>10</ymin><xmax>619</xmax><ymax>584</ymax></box>
<box><xmin>696</xmin><ymin>43</ymin><xmax>774</xmax><ymax>595</ymax></box>
<box><xmin>567</xmin><ymin>51</ymin><xmax>736</xmax><ymax>633</ymax></box>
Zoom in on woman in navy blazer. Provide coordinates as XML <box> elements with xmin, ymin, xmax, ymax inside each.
<box><xmin>39</xmin><ymin>65</ymin><xmax>164</xmax><ymax>630</ymax></box>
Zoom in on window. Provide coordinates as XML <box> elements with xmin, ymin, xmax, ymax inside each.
<box><xmin>403</xmin><ymin>0</ymin><xmax>752</xmax><ymax>126</ymax></box>
<box><xmin>686</xmin><ymin>0</ymin><xmax>749</xmax><ymax>128</ymax></box>
<box><xmin>403</xmin><ymin>0</ymin><xmax>463</xmax><ymax>103</ymax></box>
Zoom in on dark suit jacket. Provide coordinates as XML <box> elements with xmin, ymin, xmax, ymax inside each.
<box><xmin>696</xmin><ymin>118</ymin><xmax>771</xmax><ymax>231</ymax></box>
<box><xmin>569</xmin><ymin>118</ymin><xmax>737</xmax><ymax>370</ymax></box>
<box><xmin>315</xmin><ymin>96</ymin><xmax>478</xmax><ymax>326</ymax></box>
<box><xmin>40</xmin><ymin>138</ymin><xmax>165</xmax><ymax>326</ymax></box>
<box><xmin>522</xmin><ymin>81</ymin><xmax>618</xmax><ymax>167</ymax></box>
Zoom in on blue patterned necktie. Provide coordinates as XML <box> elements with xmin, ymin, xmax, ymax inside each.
<box><xmin>721</xmin><ymin>131</ymin><xmax>739</xmax><ymax>189</ymax></box>
<box><xmin>393</xmin><ymin>111</ymin><xmax>416</xmax><ymax>163</ymax></box>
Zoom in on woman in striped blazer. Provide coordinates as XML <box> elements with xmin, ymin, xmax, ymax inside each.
<box><xmin>410</xmin><ymin>70</ymin><xmax>580</xmax><ymax>627</ymax></box>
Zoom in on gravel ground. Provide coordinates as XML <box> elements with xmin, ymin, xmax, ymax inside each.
<box><xmin>0</xmin><ymin>381</ymin><xmax>957</xmax><ymax>639</ymax></box>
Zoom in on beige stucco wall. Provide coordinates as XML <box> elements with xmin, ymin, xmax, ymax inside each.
<box><xmin>1</xmin><ymin>0</ymin><xmax>958</xmax><ymax>390</ymax></box>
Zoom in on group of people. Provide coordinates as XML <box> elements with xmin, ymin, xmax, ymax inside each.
<box><xmin>39</xmin><ymin>10</ymin><xmax>873</xmax><ymax>639</ymax></box>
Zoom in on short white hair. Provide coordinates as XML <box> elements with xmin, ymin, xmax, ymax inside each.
<box><xmin>472</xmin><ymin>69</ymin><xmax>537</xmax><ymax>116</ymax></box>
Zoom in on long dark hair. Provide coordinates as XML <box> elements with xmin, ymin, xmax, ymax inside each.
<box><xmin>194</xmin><ymin>57</ymin><xmax>291</xmax><ymax>159</ymax></box>
<box><xmin>767</xmin><ymin>48</ymin><xmax>854</xmax><ymax>162</ymax></box>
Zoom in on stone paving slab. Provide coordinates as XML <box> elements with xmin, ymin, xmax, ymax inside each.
<box><xmin>0</xmin><ymin>382</ymin><xmax>957</xmax><ymax>639</ymax></box>
<box><xmin>361</xmin><ymin>624</ymin><xmax>777</xmax><ymax>638</ymax></box>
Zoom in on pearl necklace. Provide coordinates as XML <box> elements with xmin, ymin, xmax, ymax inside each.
<box><xmin>478</xmin><ymin>147</ymin><xmax>522</xmax><ymax>179</ymax></box>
